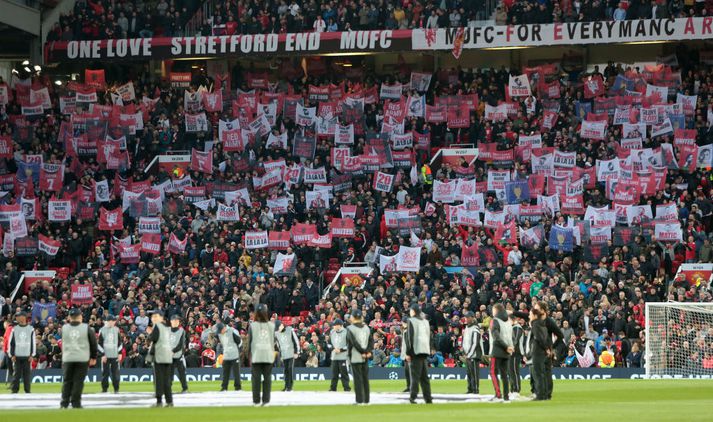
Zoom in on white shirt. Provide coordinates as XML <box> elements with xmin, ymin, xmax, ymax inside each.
<box><xmin>507</xmin><ymin>249</ymin><xmax>522</xmax><ymax>265</ymax></box>
<box><xmin>313</xmin><ymin>18</ymin><xmax>326</xmax><ymax>33</ymax></box>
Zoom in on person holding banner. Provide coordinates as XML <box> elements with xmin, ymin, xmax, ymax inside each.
<box><xmin>247</xmin><ymin>304</ymin><xmax>277</xmax><ymax>407</ymax></box>
<box><xmin>275</xmin><ymin>320</ymin><xmax>300</xmax><ymax>392</ymax></box>
<box><xmin>98</xmin><ymin>315</ymin><xmax>122</xmax><ymax>393</ymax></box>
<box><xmin>60</xmin><ymin>308</ymin><xmax>97</xmax><ymax>409</ymax></box>
<box><xmin>8</xmin><ymin>311</ymin><xmax>35</xmax><ymax>394</ymax></box>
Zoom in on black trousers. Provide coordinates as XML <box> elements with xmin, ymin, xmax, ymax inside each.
<box><xmin>173</xmin><ymin>357</ymin><xmax>188</xmax><ymax>391</ymax></box>
<box><xmin>465</xmin><ymin>358</ymin><xmax>479</xmax><ymax>393</ymax></box>
<box><xmin>404</xmin><ymin>360</ymin><xmax>410</xmax><ymax>390</ymax></box>
<box><xmin>251</xmin><ymin>363</ymin><xmax>272</xmax><ymax>404</ymax></box>
<box><xmin>544</xmin><ymin>357</ymin><xmax>553</xmax><ymax>399</ymax></box>
<box><xmin>408</xmin><ymin>355</ymin><xmax>432</xmax><ymax>402</ymax></box>
<box><xmin>509</xmin><ymin>353</ymin><xmax>522</xmax><ymax>393</ymax></box>
<box><xmin>532</xmin><ymin>355</ymin><xmax>547</xmax><ymax>400</ymax></box>
<box><xmin>221</xmin><ymin>359</ymin><xmax>242</xmax><ymax>390</ymax></box>
<box><xmin>61</xmin><ymin>362</ymin><xmax>89</xmax><ymax>408</ymax></box>
<box><xmin>11</xmin><ymin>357</ymin><xmax>31</xmax><ymax>393</ymax></box>
<box><xmin>330</xmin><ymin>359</ymin><xmax>350</xmax><ymax>391</ymax></box>
<box><xmin>489</xmin><ymin>356</ymin><xmax>510</xmax><ymax>400</ymax></box>
<box><xmin>351</xmin><ymin>362</ymin><xmax>370</xmax><ymax>404</ymax></box>
<box><xmin>282</xmin><ymin>358</ymin><xmax>294</xmax><ymax>390</ymax></box>
<box><xmin>153</xmin><ymin>363</ymin><xmax>173</xmax><ymax>404</ymax></box>
<box><xmin>101</xmin><ymin>358</ymin><xmax>120</xmax><ymax>392</ymax></box>
<box><xmin>527</xmin><ymin>363</ymin><xmax>536</xmax><ymax>395</ymax></box>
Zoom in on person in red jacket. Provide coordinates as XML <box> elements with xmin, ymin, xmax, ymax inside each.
<box><xmin>3</xmin><ymin>321</ymin><xmax>12</xmax><ymax>385</ymax></box>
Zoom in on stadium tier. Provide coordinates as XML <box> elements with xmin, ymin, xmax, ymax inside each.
<box><xmin>0</xmin><ymin>8</ymin><xmax>712</xmax><ymax>395</ymax></box>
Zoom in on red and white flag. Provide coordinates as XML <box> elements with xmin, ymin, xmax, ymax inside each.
<box><xmin>38</xmin><ymin>234</ymin><xmax>61</xmax><ymax>256</ymax></box>
<box><xmin>331</xmin><ymin>218</ymin><xmax>355</xmax><ymax>238</ymax></box>
<box><xmin>168</xmin><ymin>232</ymin><xmax>187</xmax><ymax>254</ymax></box>
<box><xmin>9</xmin><ymin>215</ymin><xmax>27</xmax><ymax>239</ymax></box>
<box><xmin>140</xmin><ymin>233</ymin><xmax>162</xmax><ymax>255</ymax></box>
<box><xmin>191</xmin><ymin>148</ymin><xmax>213</xmax><ymax>174</ymax></box>
<box><xmin>99</xmin><ymin>207</ymin><xmax>123</xmax><ymax>231</ymax></box>
<box><xmin>451</xmin><ymin>27</ymin><xmax>465</xmax><ymax>60</ymax></box>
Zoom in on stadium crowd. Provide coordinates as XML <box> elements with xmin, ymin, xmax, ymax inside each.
<box><xmin>44</xmin><ymin>0</ymin><xmax>713</xmax><ymax>42</ymax></box>
<box><xmin>0</xmin><ymin>47</ymin><xmax>712</xmax><ymax>375</ymax></box>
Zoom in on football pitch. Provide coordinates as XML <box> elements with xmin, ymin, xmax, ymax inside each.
<box><xmin>1</xmin><ymin>379</ymin><xmax>711</xmax><ymax>421</ymax></box>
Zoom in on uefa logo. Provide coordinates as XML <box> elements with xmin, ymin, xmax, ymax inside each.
<box><xmin>388</xmin><ymin>372</ymin><xmax>399</xmax><ymax>380</ymax></box>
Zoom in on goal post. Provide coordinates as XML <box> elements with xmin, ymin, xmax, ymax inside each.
<box><xmin>645</xmin><ymin>302</ymin><xmax>713</xmax><ymax>379</ymax></box>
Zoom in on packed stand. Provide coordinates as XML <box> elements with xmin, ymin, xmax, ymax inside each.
<box><xmin>44</xmin><ymin>0</ymin><xmax>713</xmax><ymax>41</ymax></box>
<box><xmin>0</xmin><ymin>51</ymin><xmax>712</xmax><ymax>373</ymax></box>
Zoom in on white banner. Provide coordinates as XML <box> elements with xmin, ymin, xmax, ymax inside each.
<box><xmin>245</xmin><ymin>231</ymin><xmax>269</xmax><ymax>249</ymax></box>
<box><xmin>396</xmin><ymin>246</ymin><xmax>421</xmax><ymax>272</ymax></box>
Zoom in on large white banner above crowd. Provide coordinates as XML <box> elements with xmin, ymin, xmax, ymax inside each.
<box><xmin>46</xmin><ymin>18</ymin><xmax>713</xmax><ymax>62</ymax></box>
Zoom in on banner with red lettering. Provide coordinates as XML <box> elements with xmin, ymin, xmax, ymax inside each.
<box><xmin>580</xmin><ymin>120</ymin><xmax>607</xmax><ymax>140</ymax></box>
<box><xmin>396</xmin><ymin>246</ymin><xmax>421</xmax><ymax>272</ymax></box>
<box><xmin>119</xmin><ymin>243</ymin><xmax>141</xmax><ymax>264</ymax></box>
<box><xmin>48</xmin><ymin>200</ymin><xmax>72</xmax><ymax>222</ymax></box>
<box><xmin>433</xmin><ymin>180</ymin><xmax>457</xmax><ymax>203</ymax></box>
<box><xmin>216</xmin><ymin>203</ymin><xmax>239</xmax><ymax>221</ymax></box>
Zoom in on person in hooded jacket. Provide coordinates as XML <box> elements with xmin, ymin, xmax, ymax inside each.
<box><xmin>405</xmin><ymin>304</ymin><xmax>433</xmax><ymax>404</ymax></box>
<box><xmin>509</xmin><ymin>313</ymin><xmax>525</xmax><ymax>395</ymax></box>
<box><xmin>489</xmin><ymin>303</ymin><xmax>514</xmax><ymax>402</ymax></box>
<box><xmin>215</xmin><ymin>320</ymin><xmax>243</xmax><ymax>392</ymax></box>
<box><xmin>461</xmin><ymin>311</ymin><xmax>483</xmax><ymax>394</ymax></box>
<box><xmin>529</xmin><ymin>307</ymin><xmax>550</xmax><ymax>401</ymax></box>
<box><xmin>247</xmin><ymin>303</ymin><xmax>276</xmax><ymax>406</ymax></box>
<box><xmin>329</xmin><ymin>319</ymin><xmax>351</xmax><ymax>392</ymax></box>
<box><xmin>534</xmin><ymin>301</ymin><xmax>564</xmax><ymax>399</ymax></box>
<box><xmin>346</xmin><ymin>309</ymin><xmax>373</xmax><ymax>405</ymax></box>
<box><xmin>275</xmin><ymin>319</ymin><xmax>300</xmax><ymax>391</ymax></box>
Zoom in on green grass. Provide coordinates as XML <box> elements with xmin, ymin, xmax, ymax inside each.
<box><xmin>2</xmin><ymin>379</ymin><xmax>712</xmax><ymax>421</ymax></box>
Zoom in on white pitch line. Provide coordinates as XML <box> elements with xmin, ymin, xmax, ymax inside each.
<box><xmin>0</xmin><ymin>391</ymin><xmax>506</xmax><ymax>409</ymax></box>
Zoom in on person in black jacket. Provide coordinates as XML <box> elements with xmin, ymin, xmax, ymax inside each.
<box><xmin>534</xmin><ymin>301</ymin><xmax>564</xmax><ymax>400</ymax></box>
<box><xmin>529</xmin><ymin>308</ymin><xmax>550</xmax><ymax>401</ymax></box>
<box><xmin>488</xmin><ymin>304</ymin><xmax>514</xmax><ymax>402</ymax></box>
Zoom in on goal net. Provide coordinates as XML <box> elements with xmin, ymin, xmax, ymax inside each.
<box><xmin>645</xmin><ymin>302</ymin><xmax>713</xmax><ymax>379</ymax></box>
